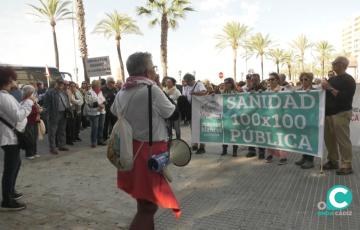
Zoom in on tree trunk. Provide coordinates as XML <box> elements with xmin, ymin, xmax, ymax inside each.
<box><xmin>76</xmin><ymin>0</ymin><xmax>89</xmax><ymax>83</ymax></box>
<box><xmin>82</xmin><ymin>57</ymin><xmax>88</xmax><ymax>83</ymax></box>
<box><xmin>160</xmin><ymin>13</ymin><xmax>168</xmax><ymax>77</ymax></box>
<box><xmin>276</xmin><ymin>61</ymin><xmax>279</xmax><ymax>74</ymax></box>
<box><xmin>233</xmin><ymin>49</ymin><xmax>237</xmax><ymax>82</ymax></box>
<box><xmin>322</xmin><ymin>59</ymin><xmax>325</xmax><ymax>79</ymax></box>
<box><xmin>261</xmin><ymin>55</ymin><xmax>264</xmax><ymax>80</ymax></box>
<box><xmin>301</xmin><ymin>52</ymin><xmax>304</xmax><ymax>72</ymax></box>
<box><xmin>52</xmin><ymin>25</ymin><xmax>59</xmax><ymax>70</ymax></box>
<box><xmin>288</xmin><ymin>63</ymin><xmax>291</xmax><ymax>80</ymax></box>
<box><xmin>116</xmin><ymin>39</ymin><xmax>125</xmax><ymax>82</ymax></box>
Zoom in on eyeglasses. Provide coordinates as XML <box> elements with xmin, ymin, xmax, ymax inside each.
<box><xmin>300</xmin><ymin>78</ymin><xmax>309</xmax><ymax>82</ymax></box>
<box><xmin>268</xmin><ymin>78</ymin><xmax>276</xmax><ymax>82</ymax></box>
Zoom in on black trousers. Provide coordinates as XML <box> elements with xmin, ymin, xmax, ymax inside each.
<box><xmin>1</xmin><ymin>145</ymin><xmax>21</xmax><ymax>203</ymax></box>
<box><xmin>74</xmin><ymin>112</ymin><xmax>81</xmax><ymax>139</ymax></box>
<box><xmin>81</xmin><ymin>104</ymin><xmax>90</xmax><ymax>128</ymax></box>
<box><xmin>248</xmin><ymin>146</ymin><xmax>265</xmax><ymax>154</ymax></box>
<box><xmin>24</xmin><ymin>123</ymin><xmax>38</xmax><ymax>157</ymax></box>
<box><xmin>66</xmin><ymin>111</ymin><xmax>76</xmax><ymax>143</ymax></box>
<box><xmin>103</xmin><ymin>111</ymin><xmax>117</xmax><ymax>140</ymax></box>
<box><xmin>303</xmin><ymin>154</ymin><xmax>314</xmax><ymax>162</ymax></box>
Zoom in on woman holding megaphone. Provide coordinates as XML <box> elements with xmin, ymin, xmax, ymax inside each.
<box><xmin>111</xmin><ymin>52</ymin><xmax>181</xmax><ymax>230</ymax></box>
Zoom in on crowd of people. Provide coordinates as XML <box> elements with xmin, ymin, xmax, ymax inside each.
<box><xmin>0</xmin><ymin>54</ymin><xmax>356</xmax><ymax>224</ymax></box>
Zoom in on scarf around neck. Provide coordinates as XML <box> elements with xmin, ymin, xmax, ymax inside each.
<box><xmin>122</xmin><ymin>76</ymin><xmax>155</xmax><ymax>90</ymax></box>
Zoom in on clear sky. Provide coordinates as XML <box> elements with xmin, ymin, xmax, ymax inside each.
<box><xmin>1</xmin><ymin>0</ymin><xmax>360</xmax><ymax>84</ymax></box>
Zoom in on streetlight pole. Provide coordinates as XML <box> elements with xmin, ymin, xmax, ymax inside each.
<box><xmin>178</xmin><ymin>70</ymin><xmax>182</xmax><ymax>83</ymax></box>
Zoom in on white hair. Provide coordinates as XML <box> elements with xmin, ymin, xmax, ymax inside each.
<box><xmin>22</xmin><ymin>85</ymin><xmax>35</xmax><ymax>97</ymax></box>
<box><xmin>126</xmin><ymin>52</ymin><xmax>153</xmax><ymax>76</ymax></box>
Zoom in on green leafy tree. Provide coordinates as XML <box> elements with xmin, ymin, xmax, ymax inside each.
<box><xmin>28</xmin><ymin>0</ymin><xmax>73</xmax><ymax>69</ymax></box>
<box><xmin>269</xmin><ymin>48</ymin><xmax>286</xmax><ymax>74</ymax></box>
<box><xmin>291</xmin><ymin>34</ymin><xmax>313</xmax><ymax>72</ymax></box>
<box><xmin>215</xmin><ymin>21</ymin><xmax>249</xmax><ymax>82</ymax></box>
<box><xmin>93</xmin><ymin>11</ymin><xmax>142</xmax><ymax>81</ymax></box>
<box><xmin>245</xmin><ymin>33</ymin><xmax>272</xmax><ymax>80</ymax></box>
<box><xmin>137</xmin><ymin>0</ymin><xmax>194</xmax><ymax>77</ymax></box>
<box><xmin>315</xmin><ymin>40</ymin><xmax>334</xmax><ymax>78</ymax></box>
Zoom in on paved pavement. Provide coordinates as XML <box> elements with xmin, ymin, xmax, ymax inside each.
<box><xmin>0</xmin><ymin>126</ymin><xmax>359</xmax><ymax>230</ymax></box>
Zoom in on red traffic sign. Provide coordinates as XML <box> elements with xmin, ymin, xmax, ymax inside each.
<box><xmin>218</xmin><ymin>72</ymin><xmax>224</xmax><ymax>79</ymax></box>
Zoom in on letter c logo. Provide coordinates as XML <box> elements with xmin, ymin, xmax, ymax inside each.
<box><xmin>326</xmin><ymin>185</ymin><xmax>352</xmax><ymax>210</ymax></box>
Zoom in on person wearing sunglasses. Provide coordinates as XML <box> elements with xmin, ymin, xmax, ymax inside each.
<box><xmin>321</xmin><ymin>56</ymin><xmax>356</xmax><ymax>175</ymax></box>
<box><xmin>295</xmin><ymin>72</ymin><xmax>315</xmax><ymax>169</ymax></box>
<box><xmin>265</xmin><ymin>72</ymin><xmax>288</xmax><ymax>165</ymax></box>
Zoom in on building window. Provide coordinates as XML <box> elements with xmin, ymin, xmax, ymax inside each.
<box><xmin>355</xmin><ymin>40</ymin><xmax>360</xmax><ymax>49</ymax></box>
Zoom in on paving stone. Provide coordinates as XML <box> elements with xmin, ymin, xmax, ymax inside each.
<box><xmin>0</xmin><ymin>127</ymin><xmax>359</xmax><ymax>229</ymax></box>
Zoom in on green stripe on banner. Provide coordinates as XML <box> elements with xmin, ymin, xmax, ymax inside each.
<box><xmin>194</xmin><ymin>90</ymin><xmax>325</xmax><ymax>157</ymax></box>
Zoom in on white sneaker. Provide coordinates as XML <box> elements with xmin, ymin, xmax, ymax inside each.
<box><xmin>34</xmin><ymin>154</ymin><xmax>41</xmax><ymax>158</ymax></box>
<box><xmin>25</xmin><ymin>156</ymin><xmax>35</xmax><ymax>160</ymax></box>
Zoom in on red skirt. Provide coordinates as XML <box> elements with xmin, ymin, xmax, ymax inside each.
<box><xmin>117</xmin><ymin>140</ymin><xmax>181</xmax><ymax>218</ymax></box>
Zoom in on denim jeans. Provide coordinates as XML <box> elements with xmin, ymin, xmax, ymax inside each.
<box><xmin>88</xmin><ymin>114</ymin><xmax>105</xmax><ymax>145</ymax></box>
<box><xmin>1</xmin><ymin>145</ymin><xmax>21</xmax><ymax>203</ymax></box>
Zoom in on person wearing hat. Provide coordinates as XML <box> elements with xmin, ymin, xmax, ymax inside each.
<box><xmin>102</xmin><ymin>77</ymin><xmax>118</xmax><ymax>140</ymax></box>
<box><xmin>43</xmin><ymin>78</ymin><xmax>71</xmax><ymax>155</ymax></box>
<box><xmin>221</xmin><ymin>78</ymin><xmax>239</xmax><ymax>157</ymax></box>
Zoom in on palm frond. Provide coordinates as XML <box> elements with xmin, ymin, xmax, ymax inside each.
<box><xmin>137</xmin><ymin>0</ymin><xmax>194</xmax><ymax>30</ymax></box>
<box><xmin>93</xmin><ymin>11</ymin><xmax>142</xmax><ymax>39</ymax></box>
<box><xmin>149</xmin><ymin>18</ymin><xmax>160</xmax><ymax>27</ymax></box>
<box><xmin>215</xmin><ymin>21</ymin><xmax>249</xmax><ymax>51</ymax></box>
<box><xmin>28</xmin><ymin>0</ymin><xmax>72</xmax><ymax>24</ymax></box>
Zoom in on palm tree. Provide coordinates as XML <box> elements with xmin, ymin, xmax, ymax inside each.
<box><xmin>315</xmin><ymin>40</ymin><xmax>334</xmax><ymax>78</ymax></box>
<box><xmin>269</xmin><ymin>48</ymin><xmax>286</xmax><ymax>74</ymax></box>
<box><xmin>75</xmin><ymin>0</ymin><xmax>89</xmax><ymax>82</ymax></box>
<box><xmin>215</xmin><ymin>22</ymin><xmax>249</xmax><ymax>82</ymax></box>
<box><xmin>245</xmin><ymin>33</ymin><xmax>272</xmax><ymax>80</ymax></box>
<box><xmin>291</xmin><ymin>34</ymin><xmax>312</xmax><ymax>72</ymax></box>
<box><xmin>93</xmin><ymin>11</ymin><xmax>142</xmax><ymax>81</ymax></box>
<box><xmin>28</xmin><ymin>0</ymin><xmax>73</xmax><ymax>69</ymax></box>
<box><xmin>137</xmin><ymin>0</ymin><xmax>194</xmax><ymax>77</ymax></box>
<box><xmin>283</xmin><ymin>51</ymin><xmax>294</xmax><ymax>80</ymax></box>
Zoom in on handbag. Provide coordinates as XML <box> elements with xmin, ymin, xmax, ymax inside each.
<box><xmin>38</xmin><ymin>119</ymin><xmax>46</xmax><ymax>140</ymax></box>
<box><xmin>0</xmin><ymin>117</ymin><xmax>32</xmax><ymax>150</ymax></box>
